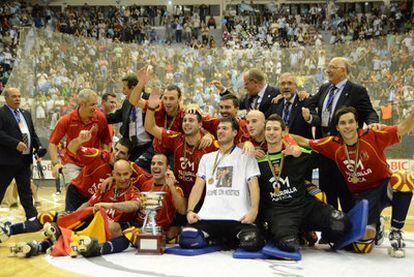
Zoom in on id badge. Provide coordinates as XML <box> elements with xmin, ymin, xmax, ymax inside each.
<box><xmin>321</xmin><ymin>110</ymin><xmax>330</xmax><ymax>127</ymax></box>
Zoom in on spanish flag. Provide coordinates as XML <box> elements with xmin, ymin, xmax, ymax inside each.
<box><xmin>50</xmin><ymin>207</ymin><xmax>111</xmax><ymax>257</ymax></box>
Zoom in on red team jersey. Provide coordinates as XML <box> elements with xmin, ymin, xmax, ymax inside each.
<box><xmin>161</xmin><ymin>129</ymin><xmax>219</xmax><ymax>197</ymax></box>
<box><xmin>71</xmin><ymin>147</ymin><xmax>113</xmax><ymax>198</ymax></box>
<box><xmin>202</xmin><ymin>116</ymin><xmax>250</xmax><ymax>145</ymax></box>
<box><xmin>135</xmin><ymin>183</ymin><xmax>184</xmax><ymax>229</ymax></box>
<box><xmin>49</xmin><ymin>109</ymin><xmax>112</xmax><ymax>166</ymax></box>
<box><xmin>250</xmin><ymin>138</ymin><xmax>268</xmax><ymax>153</ymax></box>
<box><xmin>130</xmin><ymin>162</ymin><xmax>153</xmax><ymax>187</ymax></box>
<box><xmin>71</xmin><ymin>147</ymin><xmax>153</xmax><ymax>199</ymax></box>
<box><xmin>143</xmin><ymin>101</ymin><xmax>185</xmax><ymax>132</ymax></box>
<box><xmin>143</xmin><ymin>101</ymin><xmax>186</xmax><ymax>153</ymax></box>
<box><xmin>88</xmin><ymin>182</ymin><xmax>141</xmax><ymax>222</ymax></box>
<box><xmin>309</xmin><ymin>126</ymin><xmax>400</xmax><ymax>193</ymax></box>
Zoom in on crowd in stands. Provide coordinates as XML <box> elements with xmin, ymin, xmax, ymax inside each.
<box><xmin>222</xmin><ymin>1</ymin><xmax>414</xmax><ymax>48</ymax></box>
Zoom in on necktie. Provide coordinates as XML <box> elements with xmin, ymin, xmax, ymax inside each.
<box><xmin>22</xmin><ymin>133</ymin><xmax>29</xmax><ymax>146</ymax></box>
<box><xmin>325</xmin><ymin>86</ymin><xmax>338</xmax><ymax>112</ymax></box>
<box><xmin>14</xmin><ymin>109</ymin><xmax>21</xmax><ymax>123</ymax></box>
<box><xmin>250</xmin><ymin>95</ymin><xmax>259</xmax><ymax>109</ymax></box>
<box><xmin>282</xmin><ymin>101</ymin><xmax>291</xmax><ymax>124</ymax></box>
<box><xmin>130</xmin><ymin>107</ymin><xmax>138</xmax><ymax>146</ymax></box>
<box><xmin>131</xmin><ymin>107</ymin><xmax>137</xmax><ymax>122</ymax></box>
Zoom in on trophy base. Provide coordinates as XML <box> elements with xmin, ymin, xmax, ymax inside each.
<box><xmin>136</xmin><ymin>233</ymin><xmax>165</xmax><ymax>255</ymax></box>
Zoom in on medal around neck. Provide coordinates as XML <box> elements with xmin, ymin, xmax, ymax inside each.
<box><xmin>136</xmin><ymin>191</ymin><xmax>166</xmax><ymax>255</ymax></box>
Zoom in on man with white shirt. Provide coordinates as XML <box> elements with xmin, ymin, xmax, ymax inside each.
<box><xmin>303</xmin><ymin>57</ymin><xmax>379</xmax><ymax>212</ymax></box>
<box><xmin>106</xmin><ymin>74</ymin><xmax>152</xmax><ymax>162</ymax></box>
<box><xmin>180</xmin><ymin>117</ymin><xmax>264</xmax><ymax>251</ymax></box>
<box><xmin>221</xmin><ymin>68</ymin><xmax>279</xmax><ymax>119</ymax></box>
<box><xmin>241</xmin><ymin>68</ymin><xmax>280</xmax><ymax>118</ymax></box>
<box><xmin>0</xmin><ymin>88</ymin><xmax>44</xmax><ymax>219</ymax></box>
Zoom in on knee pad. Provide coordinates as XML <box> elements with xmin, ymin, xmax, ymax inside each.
<box><xmin>37</xmin><ymin>210</ymin><xmax>58</xmax><ymax>225</ymax></box>
<box><xmin>122</xmin><ymin>226</ymin><xmax>141</xmax><ymax>246</ymax></box>
<box><xmin>237</xmin><ymin>225</ymin><xmax>265</xmax><ymax>252</ymax></box>
<box><xmin>324</xmin><ymin>209</ymin><xmax>351</xmax><ymax>242</ymax></box>
<box><xmin>353</xmin><ymin>238</ymin><xmax>374</xmax><ymax>253</ymax></box>
<box><xmin>179</xmin><ymin>227</ymin><xmax>208</xmax><ymax>249</ymax></box>
<box><xmin>274</xmin><ymin>235</ymin><xmax>299</xmax><ymax>252</ymax></box>
<box><xmin>390</xmin><ymin>170</ymin><xmax>414</xmax><ymax>192</ymax></box>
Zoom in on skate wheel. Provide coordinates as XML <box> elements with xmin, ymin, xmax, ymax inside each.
<box><xmin>388</xmin><ymin>247</ymin><xmax>405</xmax><ymax>258</ymax></box>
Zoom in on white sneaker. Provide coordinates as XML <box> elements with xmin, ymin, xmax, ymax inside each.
<box><xmin>0</xmin><ymin>221</ymin><xmax>11</xmax><ymax>243</ymax></box>
<box><xmin>9</xmin><ymin>241</ymin><xmax>40</xmax><ymax>258</ymax></box>
<box><xmin>388</xmin><ymin>228</ymin><xmax>405</xmax><ymax>258</ymax></box>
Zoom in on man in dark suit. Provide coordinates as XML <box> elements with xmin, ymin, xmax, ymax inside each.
<box><xmin>240</xmin><ymin>68</ymin><xmax>280</xmax><ymax>119</ymax></box>
<box><xmin>303</xmin><ymin>57</ymin><xmax>379</xmax><ymax>212</ymax></box>
<box><xmin>106</xmin><ymin>73</ymin><xmax>152</xmax><ymax>162</ymax></box>
<box><xmin>273</xmin><ymin>73</ymin><xmax>313</xmax><ymax>139</ymax></box>
<box><xmin>0</xmin><ymin>87</ymin><xmax>43</xmax><ymax>219</ymax></box>
<box><xmin>216</xmin><ymin>68</ymin><xmax>279</xmax><ymax>119</ymax></box>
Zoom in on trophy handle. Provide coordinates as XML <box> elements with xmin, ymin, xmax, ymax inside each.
<box><xmin>142</xmin><ymin>212</ymin><xmax>149</xmax><ymax>231</ymax></box>
<box><xmin>152</xmin><ymin>218</ymin><xmax>157</xmax><ymax>235</ymax></box>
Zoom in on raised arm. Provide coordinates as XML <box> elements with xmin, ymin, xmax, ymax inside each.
<box><xmin>128</xmin><ymin>66</ymin><xmax>153</xmax><ymax>108</ymax></box>
<box><xmin>397</xmin><ymin>106</ymin><xmax>414</xmax><ymax>137</ymax></box>
<box><xmin>165</xmin><ymin>170</ymin><xmax>187</xmax><ymax>215</ymax></box>
<box><xmin>67</xmin><ymin>128</ymin><xmax>93</xmax><ymax>155</ymax></box>
<box><xmin>144</xmin><ymin>87</ymin><xmax>163</xmax><ymax>140</ymax></box>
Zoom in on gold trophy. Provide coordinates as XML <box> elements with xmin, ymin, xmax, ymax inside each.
<box><xmin>136</xmin><ymin>191</ymin><xmax>166</xmax><ymax>254</ymax></box>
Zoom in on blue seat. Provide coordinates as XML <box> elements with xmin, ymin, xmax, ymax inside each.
<box><xmin>165</xmin><ymin>245</ymin><xmax>222</xmax><ymax>256</ymax></box>
<box><xmin>233</xmin><ymin>249</ymin><xmax>270</xmax><ymax>259</ymax></box>
<box><xmin>333</xmin><ymin>199</ymin><xmax>369</xmax><ymax>250</ymax></box>
<box><xmin>262</xmin><ymin>243</ymin><xmax>302</xmax><ymax>261</ymax></box>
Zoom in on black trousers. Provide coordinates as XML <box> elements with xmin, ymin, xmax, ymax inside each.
<box><xmin>353</xmin><ymin>179</ymin><xmax>391</xmax><ymax>225</ymax></box>
<box><xmin>262</xmin><ymin>196</ymin><xmax>342</xmax><ymax>242</ymax></box>
<box><xmin>191</xmin><ymin>220</ymin><xmax>259</xmax><ymax>249</ymax></box>
<box><xmin>319</xmin><ymin>155</ymin><xmax>353</xmax><ymax>212</ymax></box>
<box><xmin>65</xmin><ymin>184</ymin><xmax>89</xmax><ymax>212</ymax></box>
<box><xmin>0</xmin><ymin>163</ymin><xmax>37</xmax><ymax>219</ymax></box>
<box><xmin>136</xmin><ymin>143</ymin><xmax>174</xmax><ymax>173</ymax></box>
<box><xmin>129</xmin><ymin>142</ymin><xmax>152</xmax><ymax>163</ymax></box>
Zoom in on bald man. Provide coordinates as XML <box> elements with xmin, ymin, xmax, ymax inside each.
<box><xmin>304</xmin><ymin>57</ymin><xmax>379</xmax><ymax>212</ymax></box>
<box><xmin>0</xmin><ymin>87</ymin><xmax>43</xmax><ymax>219</ymax></box>
<box><xmin>84</xmin><ymin>159</ymin><xmax>141</xmax><ymax>222</ymax></box>
<box><xmin>1</xmin><ymin>159</ymin><xmax>141</xmax><ymax>257</ymax></box>
<box><xmin>246</xmin><ymin>110</ymin><xmax>267</xmax><ymax>160</ymax></box>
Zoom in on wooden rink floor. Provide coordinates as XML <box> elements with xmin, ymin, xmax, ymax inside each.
<box><xmin>1</xmin><ymin>185</ymin><xmax>414</xmax><ymax>277</ymax></box>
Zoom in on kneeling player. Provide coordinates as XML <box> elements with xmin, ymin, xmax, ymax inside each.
<box><xmin>258</xmin><ymin>115</ymin><xmax>350</xmax><ymax>252</ymax></box>
<box><xmin>0</xmin><ymin>160</ymin><xmax>141</xmax><ymax>258</ymax></box>
<box><xmin>292</xmin><ymin>106</ymin><xmax>414</xmax><ymax>257</ymax></box>
<box><xmin>72</xmin><ymin>154</ymin><xmax>186</xmax><ymax>257</ymax></box>
<box><xmin>180</xmin><ymin>117</ymin><xmax>264</xmax><ymax>252</ymax></box>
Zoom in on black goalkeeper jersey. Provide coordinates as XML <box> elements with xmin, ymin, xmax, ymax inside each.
<box><xmin>258</xmin><ymin>150</ymin><xmax>313</xmax><ymax>210</ymax></box>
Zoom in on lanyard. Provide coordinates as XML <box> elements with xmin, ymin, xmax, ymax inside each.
<box><xmin>344</xmin><ymin>140</ymin><xmax>360</xmax><ymax>184</ymax></box>
<box><xmin>164</xmin><ymin>113</ymin><xmax>177</xmax><ymax>130</ymax></box>
<box><xmin>208</xmin><ymin>145</ymin><xmax>235</xmax><ymax>184</ymax></box>
<box><xmin>266</xmin><ymin>152</ymin><xmax>284</xmax><ymax>181</ymax></box>
<box><xmin>183</xmin><ymin>138</ymin><xmax>200</xmax><ymax>162</ymax></box>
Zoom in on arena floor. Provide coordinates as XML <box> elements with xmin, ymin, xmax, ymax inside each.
<box><xmin>1</xmin><ymin>186</ymin><xmax>414</xmax><ymax>277</ymax></box>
